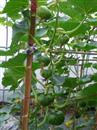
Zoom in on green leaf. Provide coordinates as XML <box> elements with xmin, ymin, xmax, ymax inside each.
<box><xmin>3</xmin><ymin>0</ymin><xmax>28</xmax><ymax>19</ymax></box>
<box><xmin>9</xmin><ymin>20</ymin><xmax>28</xmax><ymax>52</ymax></box>
<box><xmin>0</xmin><ymin>114</ymin><xmax>10</xmax><ymax>122</ymax></box>
<box><xmin>36</xmin><ymin>28</ymin><xmax>48</xmax><ymax>37</ymax></box>
<box><xmin>2</xmin><ymin>71</ymin><xmax>18</xmax><ymax>88</ymax></box>
<box><xmin>58</xmin><ymin>0</ymin><xmax>97</xmax><ymax>23</ymax></box>
<box><xmin>12</xmin><ymin>20</ymin><xmax>28</xmax><ymax>38</ymax></box>
<box><xmin>0</xmin><ymin>42</ymin><xmax>26</xmax><ymax>56</ymax></box>
<box><xmin>32</xmin><ymin>62</ymin><xmax>40</xmax><ymax>71</ymax></box>
<box><xmin>1</xmin><ymin>53</ymin><xmax>26</xmax><ymax>89</ymax></box>
<box><xmin>52</xmin><ymin>75</ymin><xmax>65</xmax><ymax>86</ymax></box>
<box><xmin>78</xmin><ymin>76</ymin><xmax>92</xmax><ymax>85</ymax></box>
<box><xmin>59</xmin><ymin>1</ymin><xmax>84</xmax><ymax>20</ymax></box>
<box><xmin>0</xmin><ymin>105</ymin><xmax>11</xmax><ymax>114</ymax></box>
<box><xmin>11</xmin><ymin>20</ymin><xmax>28</xmax><ymax>46</ymax></box>
<box><xmin>92</xmin><ymin>63</ymin><xmax>97</xmax><ymax>70</ymax></box>
<box><xmin>84</xmin><ymin>63</ymin><xmax>92</xmax><ymax>68</ymax></box>
<box><xmin>66</xmin><ymin>57</ymin><xmax>77</xmax><ymax>65</ymax></box>
<box><xmin>0</xmin><ymin>17</ymin><xmax>13</xmax><ymax>26</ymax></box>
<box><xmin>0</xmin><ymin>50</ymin><xmax>13</xmax><ymax>56</ymax></box>
<box><xmin>68</xmin><ymin>0</ymin><xmax>97</xmax><ymax>14</ymax></box>
<box><xmin>77</xmin><ymin>83</ymin><xmax>97</xmax><ymax>100</ymax></box>
<box><xmin>0</xmin><ymin>53</ymin><xmax>26</xmax><ymax>68</ymax></box>
<box><xmin>49</xmin><ymin>19</ymin><xmax>89</xmax><ymax>36</ymax></box>
<box><xmin>91</xmin><ymin>73</ymin><xmax>97</xmax><ymax>82</ymax></box>
<box><xmin>2</xmin><ymin>67</ymin><xmax>25</xmax><ymax>89</ymax></box>
<box><xmin>75</xmin><ymin>123</ymin><xmax>86</xmax><ymax>129</ymax></box>
<box><xmin>63</xmin><ymin>77</ymin><xmax>78</xmax><ymax>88</ymax></box>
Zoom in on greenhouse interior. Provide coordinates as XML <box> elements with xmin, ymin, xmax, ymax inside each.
<box><xmin>1</xmin><ymin>0</ymin><xmax>97</xmax><ymax>130</ymax></box>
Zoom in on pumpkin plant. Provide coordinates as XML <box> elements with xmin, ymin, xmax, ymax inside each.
<box><xmin>1</xmin><ymin>0</ymin><xmax>97</xmax><ymax>130</ymax></box>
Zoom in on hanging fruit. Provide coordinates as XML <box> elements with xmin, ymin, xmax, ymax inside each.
<box><xmin>37</xmin><ymin>6</ymin><xmax>52</xmax><ymax>20</ymax></box>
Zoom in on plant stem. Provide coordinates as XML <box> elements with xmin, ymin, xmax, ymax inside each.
<box><xmin>49</xmin><ymin>1</ymin><xmax>59</xmax><ymax>94</ymax></box>
<box><xmin>22</xmin><ymin>1</ymin><xmax>37</xmax><ymax>130</ymax></box>
<box><xmin>32</xmin><ymin>74</ymin><xmax>45</xmax><ymax>88</ymax></box>
<box><xmin>57</xmin><ymin>17</ymin><xmax>86</xmax><ymax>35</ymax></box>
<box><xmin>49</xmin><ymin>2</ymin><xmax>59</xmax><ymax>48</ymax></box>
<box><xmin>37</xmin><ymin>107</ymin><xmax>48</xmax><ymax>127</ymax></box>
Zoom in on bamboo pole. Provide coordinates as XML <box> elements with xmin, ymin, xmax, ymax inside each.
<box><xmin>22</xmin><ymin>0</ymin><xmax>37</xmax><ymax>130</ymax></box>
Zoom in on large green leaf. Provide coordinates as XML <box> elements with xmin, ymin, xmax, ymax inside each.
<box><xmin>63</xmin><ymin>77</ymin><xmax>78</xmax><ymax>88</ymax></box>
<box><xmin>0</xmin><ymin>105</ymin><xmax>12</xmax><ymax>114</ymax></box>
<box><xmin>0</xmin><ymin>53</ymin><xmax>25</xmax><ymax>89</ymax></box>
<box><xmin>52</xmin><ymin>75</ymin><xmax>65</xmax><ymax>86</ymax></box>
<box><xmin>77</xmin><ymin>83</ymin><xmax>97</xmax><ymax>100</ymax></box>
<box><xmin>58</xmin><ymin>1</ymin><xmax>84</xmax><ymax>20</ymax></box>
<box><xmin>0</xmin><ymin>114</ymin><xmax>10</xmax><ymax>122</ymax></box>
<box><xmin>49</xmin><ymin>19</ymin><xmax>90</xmax><ymax>36</ymax></box>
<box><xmin>32</xmin><ymin>62</ymin><xmax>40</xmax><ymax>71</ymax></box>
<box><xmin>7</xmin><ymin>20</ymin><xmax>29</xmax><ymax>55</ymax></box>
<box><xmin>3</xmin><ymin>0</ymin><xmax>28</xmax><ymax>19</ymax></box>
<box><xmin>12</xmin><ymin>20</ymin><xmax>28</xmax><ymax>39</ymax></box>
<box><xmin>0</xmin><ymin>53</ymin><xmax>26</xmax><ymax>68</ymax></box>
<box><xmin>68</xmin><ymin>0</ymin><xmax>97</xmax><ymax>14</ymax></box>
<box><xmin>58</xmin><ymin>0</ymin><xmax>97</xmax><ymax>22</ymax></box>
<box><xmin>2</xmin><ymin>67</ymin><xmax>25</xmax><ymax>89</ymax></box>
<box><xmin>10</xmin><ymin>20</ymin><xmax>28</xmax><ymax>48</ymax></box>
<box><xmin>0</xmin><ymin>50</ymin><xmax>13</xmax><ymax>56</ymax></box>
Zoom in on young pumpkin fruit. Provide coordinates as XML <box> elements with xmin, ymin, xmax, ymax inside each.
<box><xmin>60</xmin><ymin>35</ymin><xmax>69</xmax><ymax>45</ymax></box>
<box><xmin>41</xmin><ymin>69</ymin><xmax>52</xmax><ymax>79</ymax></box>
<box><xmin>38</xmin><ymin>93</ymin><xmax>54</xmax><ymax>106</ymax></box>
<box><xmin>37</xmin><ymin>6</ymin><xmax>52</xmax><ymax>20</ymax></box>
<box><xmin>39</xmin><ymin>55</ymin><xmax>50</xmax><ymax>66</ymax></box>
<box><xmin>47</xmin><ymin>111</ymin><xmax>64</xmax><ymax>125</ymax></box>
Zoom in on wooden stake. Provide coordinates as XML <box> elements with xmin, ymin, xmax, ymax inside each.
<box><xmin>22</xmin><ymin>0</ymin><xmax>37</xmax><ymax>130</ymax></box>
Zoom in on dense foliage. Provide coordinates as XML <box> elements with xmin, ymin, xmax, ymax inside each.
<box><xmin>1</xmin><ymin>0</ymin><xmax>97</xmax><ymax>129</ymax></box>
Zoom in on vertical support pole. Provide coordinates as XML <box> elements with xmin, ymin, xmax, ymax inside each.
<box><xmin>22</xmin><ymin>1</ymin><xmax>37</xmax><ymax>130</ymax></box>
